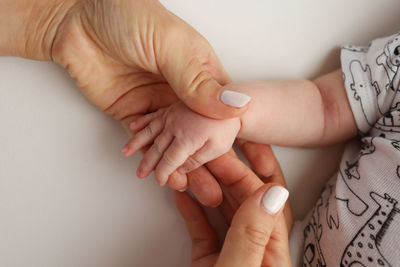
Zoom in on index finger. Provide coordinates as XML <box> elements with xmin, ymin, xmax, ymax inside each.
<box><xmin>187</xmin><ymin>165</ymin><xmax>223</xmax><ymax>207</ymax></box>
<box><xmin>206</xmin><ymin>149</ymin><xmax>263</xmax><ymax>205</ymax></box>
<box><xmin>238</xmin><ymin>141</ymin><xmax>294</xmax><ymax>231</ymax></box>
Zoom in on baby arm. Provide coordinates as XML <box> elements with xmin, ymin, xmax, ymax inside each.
<box><xmin>122</xmin><ymin>102</ymin><xmax>240</xmax><ymax>185</ymax></box>
<box><xmin>122</xmin><ymin>69</ymin><xmax>357</xmax><ymax>185</ymax></box>
<box><xmin>235</xmin><ymin>69</ymin><xmax>358</xmax><ymax>146</ymax></box>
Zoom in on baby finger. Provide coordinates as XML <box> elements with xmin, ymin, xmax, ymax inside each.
<box><xmin>167</xmin><ymin>171</ymin><xmax>188</xmax><ymax>192</ymax></box>
<box><xmin>130</xmin><ymin>108</ymin><xmax>165</xmax><ymax>132</ymax></box>
<box><xmin>155</xmin><ymin>139</ymin><xmax>190</xmax><ymax>186</ymax></box>
<box><xmin>178</xmin><ymin>141</ymin><xmax>218</xmax><ymax>174</ymax></box>
<box><xmin>122</xmin><ymin>117</ymin><xmax>163</xmax><ymax>156</ymax></box>
<box><xmin>137</xmin><ymin>132</ymin><xmax>173</xmax><ymax>178</ymax></box>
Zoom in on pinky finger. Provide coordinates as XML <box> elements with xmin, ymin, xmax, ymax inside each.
<box><xmin>130</xmin><ymin>108</ymin><xmax>165</xmax><ymax>132</ymax></box>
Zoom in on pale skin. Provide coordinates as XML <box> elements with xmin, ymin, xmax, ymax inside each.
<box><xmin>177</xmin><ymin>142</ymin><xmax>293</xmax><ymax>267</ymax></box>
<box><xmin>123</xmin><ymin>69</ymin><xmax>358</xmax><ymax>186</ymax></box>
<box><xmin>0</xmin><ymin>0</ymin><xmax>256</xmax><ymax>206</ymax></box>
<box><xmin>1</xmin><ymin>0</ymin><xmax>296</xmax><ymax>264</ymax></box>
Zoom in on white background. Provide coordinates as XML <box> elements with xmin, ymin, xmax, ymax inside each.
<box><xmin>0</xmin><ymin>1</ymin><xmax>399</xmax><ymax>266</ymax></box>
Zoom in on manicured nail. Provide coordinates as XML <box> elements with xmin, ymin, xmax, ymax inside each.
<box><xmin>220</xmin><ymin>90</ymin><xmax>251</xmax><ymax>107</ymax></box>
<box><xmin>261</xmin><ymin>186</ymin><xmax>289</xmax><ymax>215</ymax></box>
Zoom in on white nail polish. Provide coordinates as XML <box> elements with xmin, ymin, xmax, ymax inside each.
<box><xmin>220</xmin><ymin>90</ymin><xmax>251</xmax><ymax>107</ymax></box>
<box><xmin>262</xmin><ymin>186</ymin><xmax>289</xmax><ymax>215</ymax></box>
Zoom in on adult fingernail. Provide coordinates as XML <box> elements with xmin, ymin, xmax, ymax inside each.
<box><xmin>262</xmin><ymin>186</ymin><xmax>289</xmax><ymax>215</ymax></box>
<box><xmin>220</xmin><ymin>90</ymin><xmax>251</xmax><ymax>107</ymax></box>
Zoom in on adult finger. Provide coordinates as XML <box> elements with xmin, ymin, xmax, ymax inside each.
<box><xmin>216</xmin><ymin>184</ymin><xmax>289</xmax><ymax>267</ymax></box>
<box><xmin>238</xmin><ymin>141</ymin><xmax>294</xmax><ymax>231</ymax></box>
<box><xmin>217</xmin><ymin>188</ymin><xmax>239</xmax><ymax>223</ymax></box>
<box><xmin>158</xmin><ymin>22</ymin><xmax>250</xmax><ymax>119</ymax></box>
<box><xmin>237</xmin><ymin>140</ymin><xmax>278</xmax><ymax>180</ymax></box>
<box><xmin>261</xmin><ymin>213</ymin><xmax>292</xmax><ymax>267</ymax></box>
<box><xmin>167</xmin><ymin>171</ymin><xmax>188</xmax><ymax>192</ymax></box>
<box><xmin>187</xmin><ymin>165</ymin><xmax>223</xmax><ymax>207</ymax></box>
<box><xmin>174</xmin><ymin>192</ymin><xmax>219</xmax><ymax>262</ymax></box>
<box><xmin>206</xmin><ymin>151</ymin><xmax>263</xmax><ymax>204</ymax></box>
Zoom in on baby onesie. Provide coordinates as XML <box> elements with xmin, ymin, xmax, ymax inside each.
<box><xmin>295</xmin><ymin>32</ymin><xmax>400</xmax><ymax>266</ymax></box>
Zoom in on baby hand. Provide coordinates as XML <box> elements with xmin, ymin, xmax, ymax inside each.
<box><xmin>122</xmin><ymin>102</ymin><xmax>241</xmax><ymax>186</ymax></box>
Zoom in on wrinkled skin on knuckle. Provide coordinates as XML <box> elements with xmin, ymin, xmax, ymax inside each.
<box><xmin>163</xmin><ymin>149</ymin><xmax>178</xmax><ymax>168</ymax></box>
<box><xmin>163</xmin><ymin>105</ymin><xmax>179</xmax><ymax>126</ymax></box>
<box><xmin>185</xmin><ymin>155</ymin><xmax>202</xmax><ymax>170</ymax></box>
<box><xmin>144</xmin><ymin>124</ymin><xmax>155</xmax><ymax>136</ymax></box>
<box><xmin>152</xmin><ymin>137</ymin><xmax>164</xmax><ymax>154</ymax></box>
<box><xmin>78</xmin><ymin>0</ymin><xmax>162</xmax><ymax>71</ymax></box>
<box><xmin>240</xmin><ymin>224</ymin><xmax>270</xmax><ymax>251</ymax></box>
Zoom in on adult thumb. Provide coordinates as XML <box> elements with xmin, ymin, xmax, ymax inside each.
<box><xmin>216</xmin><ymin>185</ymin><xmax>289</xmax><ymax>267</ymax></box>
<box><xmin>158</xmin><ymin>30</ymin><xmax>251</xmax><ymax>119</ymax></box>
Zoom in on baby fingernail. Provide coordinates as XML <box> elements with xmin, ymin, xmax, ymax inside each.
<box><xmin>156</xmin><ymin>177</ymin><xmax>165</xmax><ymax>187</ymax></box>
<box><xmin>129</xmin><ymin>121</ymin><xmax>137</xmax><ymax>129</ymax></box>
<box><xmin>262</xmin><ymin>186</ymin><xmax>289</xmax><ymax>215</ymax></box>
<box><xmin>121</xmin><ymin>146</ymin><xmax>130</xmax><ymax>154</ymax></box>
<box><xmin>220</xmin><ymin>90</ymin><xmax>251</xmax><ymax>107</ymax></box>
<box><xmin>178</xmin><ymin>188</ymin><xmax>187</xmax><ymax>192</ymax></box>
<box><xmin>178</xmin><ymin>166</ymin><xmax>189</xmax><ymax>174</ymax></box>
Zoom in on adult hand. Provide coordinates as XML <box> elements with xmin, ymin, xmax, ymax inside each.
<box><xmin>0</xmin><ymin>0</ymin><xmax>252</xmax><ymax>206</ymax></box>
<box><xmin>3</xmin><ymin>0</ymin><xmax>250</xmax><ymax>118</ymax></box>
<box><xmin>175</xmin><ymin>143</ymin><xmax>293</xmax><ymax>267</ymax></box>
<box><xmin>54</xmin><ymin>0</ymin><xmax>252</xmax><ymax>120</ymax></box>
<box><xmin>236</xmin><ymin>140</ymin><xmax>293</xmax><ymax>230</ymax></box>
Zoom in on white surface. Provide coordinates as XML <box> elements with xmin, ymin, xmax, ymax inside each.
<box><xmin>0</xmin><ymin>1</ymin><xmax>399</xmax><ymax>266</ymax></box>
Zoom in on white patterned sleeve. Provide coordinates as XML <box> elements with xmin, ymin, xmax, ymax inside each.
<box><xmin>341</xmin><ymin>32</ymin><xmax>400</xmax><ymax>134</ymax></box>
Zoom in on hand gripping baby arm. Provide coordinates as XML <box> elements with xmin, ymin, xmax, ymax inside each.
<box><xmin>122</xmin><ymin>102</ymin><xmax>240</xmax><ymax>186</ymax></box>
<box><xmin>122</xmin><ymin>69</ymin><xmax>358</xmax><ymax>186</ymax></box>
